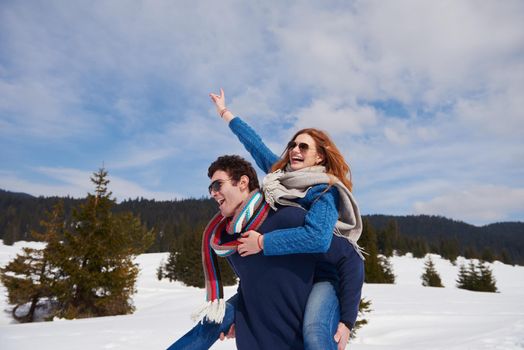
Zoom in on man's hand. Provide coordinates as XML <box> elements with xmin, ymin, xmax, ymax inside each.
<box><xmin>237</xmin><ymin>230</ymin><xmax>263</xmax><ymax>257</ymax></box>
<box><xmin>333</xmin><ymin>322</ymin><xmax>350</xmax><ymax>350</ymax></box>
<box><xmin>219</xmin><ymin>323</ymin><xmax>235</xmax><ymax>341</ymax></box>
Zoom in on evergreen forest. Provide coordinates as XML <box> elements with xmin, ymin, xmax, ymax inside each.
<box><xmin>1</xmin><ymin>189</ymin><xmax>523</xmax><ymax>265</ymax></box>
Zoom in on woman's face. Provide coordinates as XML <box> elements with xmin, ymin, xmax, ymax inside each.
<box><xmin>288</xmin><ymin>133</ymin><xmax>324</xmax><ymax>171</ymax></box>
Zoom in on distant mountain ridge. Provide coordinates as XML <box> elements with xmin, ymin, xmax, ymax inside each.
<box><xmin>367</xmin><ymin>214</ymin><xmax>523</xmax><ymax>237</ymax></box>
<box><xmin>1</xmin><ymin>189</ymin><xmax>523</xmax><ymax>264</ymax></box>
<box><xmin>366</xmin><ymin>214</ymin><xmax>523</xmax><ymax>264</ymax></box>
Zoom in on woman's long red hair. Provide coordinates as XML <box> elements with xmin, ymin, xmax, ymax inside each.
<box><xmin>271</xmin><ymin>128</ymin><xmax>353</xmax><ymax>191</ymax></box>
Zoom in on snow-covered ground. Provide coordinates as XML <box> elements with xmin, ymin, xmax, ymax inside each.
<box><xmin>1</xmin><ymin>241</ymin><xmax>523</xmax><ymax>349</ymax></box>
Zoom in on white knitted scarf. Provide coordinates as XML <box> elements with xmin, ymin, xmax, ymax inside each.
<box><xmin>262</xmin><ymin>165</ymin><xmax>364</xmax><ymax>259</ymax></box>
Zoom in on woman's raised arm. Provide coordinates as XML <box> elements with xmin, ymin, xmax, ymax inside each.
<box><xmin>209</xmin><ymin>88</ymin><xmax>279</xmax><ymax>173</ymax></box>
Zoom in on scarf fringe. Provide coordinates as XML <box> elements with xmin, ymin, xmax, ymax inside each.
<box><xmin>191</xmin><ymin>299</ymin><xmax>226</xmax><ymax>324</ymax></box>
<box><xmin>334</xmin><ymin>226</ymin><xmax>366</xmax><ymax>260</ymax></box>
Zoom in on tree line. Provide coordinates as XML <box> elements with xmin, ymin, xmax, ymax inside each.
<box><xmin>0</xmin><ymin>172</ymin><xmax>499</xmax><ymax>331</ymax></box>
<box><xmin>1</xmin><ymin>189</ymin><xmax>522</xmax><ymax>265</ymax></box>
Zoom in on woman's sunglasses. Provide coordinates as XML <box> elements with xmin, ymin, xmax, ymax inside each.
<box><xmin>287</xmin><ymin>141</ymin><xmax>311</xmax><ymax>152</ymax></box>
<box><xmin>208</xmin><ymin>179</ymin><xmax>231</xmax><ymax>194</ymax></box>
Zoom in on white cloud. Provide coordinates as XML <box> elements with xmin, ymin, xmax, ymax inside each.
<box><xmin>292</xmin><ymin>99</ymin><xmax>379</xmax><ymax>136</ymax></box>
<box><xmin>0</xmin><ymin>168</ymin><xmax>179</xmax><ymax>201</ymax></box>
<box><xmin>383</xmin><ymin>124</ymin><xmax>409</xmax><ymax>146</ymax></box>
<box><xmin>0</xmin><ymin>169</ymin><xmax>91</xmax><ymax>199</ymax></box>
<box><xmin>453</xmin><ymin>86</ymin><xmax>524</xmax><ymax>138</ymax></box>
<box><xmin>414</xmin><ymin>185</ymin><xmax>524</xmax><ymax>225</ymax></box>
<box><xmin>109</xmin><ymin>145</ymin><xmax>178</xmax><ymax>169</ymax></box>
<box><xmin>37</xmin><ymin>167</ymin><xmax>181</xmax><ymax>200</ymax></box>
<box><xmin>0</xmin><ymin>78</ymin><xmax>96</xmax><ymax>138</ymax></box>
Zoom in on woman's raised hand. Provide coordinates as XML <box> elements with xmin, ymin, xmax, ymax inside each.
<box><xmin>209</xmin><ymin>88</ymin><xmax>234</xmax><ymax>122</ymax></box>
<box><xmin>209</xmin><ymin>88</ymin><xmax>226</xmax><ymax>113</ymax></box>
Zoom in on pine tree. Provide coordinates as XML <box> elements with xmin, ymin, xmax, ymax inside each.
<box><xmin>162</xmin><ymin>228</ymin><xmax>236</xmax><ymax>288</ymax></box>
<box><xmin>412</xmin><ymin>238</ymin><xmax>429</xmax><ymax>259</ymax></box>
<box><xmin>499</xmin><ymin>250</ymin><xmax>513</xmax><ymax>265</ymax></box>
<box><xmin>463</xmin><ymin>246</ymin><xmax>478</xmax><ymax>260</ymax></box>
<box><xmin>421</xmin><ymin>255</ymin><xmax>443</xmax><ymax>287</ymax></box>
<box><xmin>379</xmin><ymin>256</ymin><xmax>396</xmax><ymax>283</ymax></box>
<box><xmin>477</xmin><ymin>261</ymin><xmax>498</xmax><ymax>292</ymax></box>
<box><xmin>50</xmin><ymin>168</ymin><xmax>154</xmax><ymax>319</ymax></box>
<box><xmin>481</xmin><ymin>249</ymin><xmax>495</xmax><ymax>263</ymax></box>
<box><xmin>0</xmin><ymin>202</ymin><xmax>65</xmax><ymax>322</ymax></box>
<box><xmin>0</xmin><ymin>248</ymin><xmax>52</xmax><ymax>322</ymax></box>
<box><xmin>456</xmin><ymin>263</ymin><xmax>471</xmax><ymax>290</ymax></box>
<box><xmin>156</xmin><ymin>259</ymin><xmax>165</xmax><ymax>281</ymax></box>
<box><xmin>350</xmin><ymin>298</ymin><xmax>372</xmax><ymax>339</ymax></box>
<box><xmin>382</xmin><ymin>219</ymin><xmax>398</xmax><ymax>256</ymax></box>
<box><xmin>2</xmin><ymin>205</ymin><xmax>21</xmax><ymax>245</ymax></box>
<box><xmin>360</xmin><ymin>219</ymin><xmax>395</xmax><ymax>284</ymax></box>
<box><xmin>439</xmin><ymin>238</ymin><xmax>460</xmax><ymax>263</ymax></box>
<box><xmin>456</xmin><ymin>260</ymin><xmax>497</xmax><ymax>293</ymax></box>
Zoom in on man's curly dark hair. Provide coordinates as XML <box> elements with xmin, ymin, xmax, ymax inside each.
<box><xmin>208</xmin><ymin>155</ymin><xmax>260</xmax><ymax>192</ymax></box>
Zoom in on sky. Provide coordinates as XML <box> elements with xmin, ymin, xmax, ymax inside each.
<box><xmin>1</xmin><ymin>0</ymin><xmax>523</xmax><ymax>226</ymax></box>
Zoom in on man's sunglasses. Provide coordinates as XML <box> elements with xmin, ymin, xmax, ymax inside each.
<box><xmin>287</xmin><ymin>141</ymin><xmax>311</xmax><ymax>152</ymax></box>
<box><xmin>208</xmin><ymin>179</ymin><xmax>231</xmax><ymax>194</ymax></box>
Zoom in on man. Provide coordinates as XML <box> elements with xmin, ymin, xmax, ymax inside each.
<box><xmin>208</xmin><ymin>155</ymin><xmax>317</xmax><ymax>349</ymax></box>
<box><xmin>168</xmin><ymin>155</ymin><xmax>363</xmax><ymax>350</ymax></box>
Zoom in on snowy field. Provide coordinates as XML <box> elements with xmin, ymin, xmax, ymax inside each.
<box><xmin>1</xmin><ymin>240</ymin><xmax>523</xmax><ymax>350</ymax></box>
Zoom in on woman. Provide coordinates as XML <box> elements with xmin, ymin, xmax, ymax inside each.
<box><xmin>210</xmin><ymin>89</ymin><xmax>363</xmax><ymax>350</ymax></box>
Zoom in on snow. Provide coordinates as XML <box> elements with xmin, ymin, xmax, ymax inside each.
<box><xmin>1</xmin><ymin>242</ymin><xmax>523</xmax><ymax>349</ymax></box>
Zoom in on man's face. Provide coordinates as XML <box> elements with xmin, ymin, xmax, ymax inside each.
<box><xmin>209</xmin><ymin>170</ymin><xmax>248</xmax><ymax>217</ymax></box>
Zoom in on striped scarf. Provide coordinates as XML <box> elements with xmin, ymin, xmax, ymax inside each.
<box><xmin>192</xmin><ymin>190</ymin><xmax>270</xmax><ymax>323</ymax></box>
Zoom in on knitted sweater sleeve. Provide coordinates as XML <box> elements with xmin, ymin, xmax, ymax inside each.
<box><xmin>325</xmin><ymin>236</ymin><xmax>364</xmax><ymax>329</ymax></box>
<box><xmin>263</xmin><ymin>186</ymin><xmax>338</xmax><ymax>255</ymax></box>
<box><xmin>228</xmin><ymin>117</ymin><xmax>279</xmax><ymax>173</ymax></box>
<box><xmin>228</xmin><ymin>117</ymin><xmax>337</xmax><ymax>256</ymax></box>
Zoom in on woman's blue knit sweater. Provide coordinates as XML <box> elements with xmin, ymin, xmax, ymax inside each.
<box><xmin>229</xmin><ymin>117</ymin><xmax>338</xmax><ymax>256</ymax></box>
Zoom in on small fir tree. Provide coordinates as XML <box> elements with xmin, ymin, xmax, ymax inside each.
<box><xmin>376</xmin><ymin>219</ymin><xmax>397</xmax><ymax>257</ymax></box>
<box><xmin>477</xmin><ymin>261</ymin><xmax>498</xmax><ymax>292</ymax></box>
<box><xmin>439</xmin><ymin>238</ymin><xmax>460</xmax><ymax>263</ymax></box>
<box><xmin>412</xmin><ymin>239</ymin><xmax>429</xmax><ymax>259</ymax></box>
<box><xmin>360</xmin><ymin>219</ymin><xmax>395</xmax><ymax>284</ymax></box>
<box><xmin>379</xmin><ymin>256</ymin><xmax>396</xmax><ymax>283</ymax></box>
<box><xmin>156</xmin><ymin>259</ymin><xmax>165</xmax><ymax>281</ymax></box>
<box><xmin>162</xmin><ymin>228</ymin><xmax>236</xmax><ymax>288</ymax></box>
<box><xmin>0</xmin><ymin>202</ymin><xmax>65</xmax><ymax>322</ymax></box>
<box><xmin>481</xmin><ymin>249</ymin><xmax>495</xmax><ymax>263</ymax></box>
<box><xmin>456</xmin><ymin>262</ymin><xmax>475</xmax><ymax>290</ymax></box>
<box><xmin>350</xmin><ymin>298</ymin><xmax>372</xmax><ymax>339</ymax></box>
<box><xmin>456</xmin><ymin>260</ymin><xmax>497</xmax><ymax>292</ymax></box>
<box><xmin>0</xmin><ymin>248</ymin><xmax>53</xmax><ymax>322</ymax></box>
<box><xmin>463</xmin><ymin>247</ymin><xmax>478</xmax><ymax>260</ymax></box>
<box><xmin>421</xmin><ymin>255</ymin><xmax>444</xmax><ymax>287</ymax></box>
<box><xmin>499</xmin><ymin>250</ymin><xmax>513</xmax><ymax>265</ymax></box>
